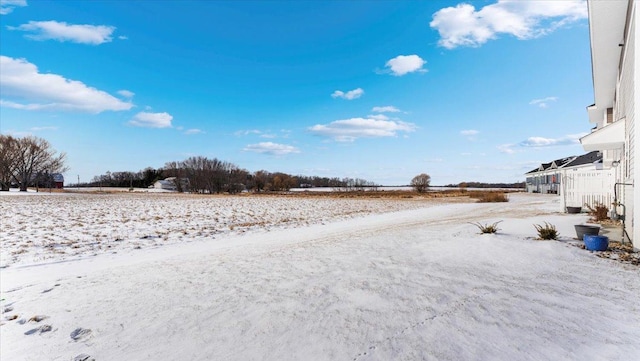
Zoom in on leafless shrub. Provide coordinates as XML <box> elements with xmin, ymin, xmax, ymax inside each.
<box><xmin>585</xmin><ymin>203</ymin><xmax>609</xmax><ymax>222</ymax></box>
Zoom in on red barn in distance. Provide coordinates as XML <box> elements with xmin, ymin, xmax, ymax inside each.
<box><xmin>52</xmin><ymin>173</ymin><xmax>64</xmax><ymax>189</ymax></box>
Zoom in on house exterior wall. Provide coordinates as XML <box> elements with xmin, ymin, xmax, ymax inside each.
<box><xmin>632</xmin><ymin>3</ymin><xmax>639</xmax><ymax>247</ymax></box>
<box><xmin>586</xmin><ymin>0</ymin><xmax>637</xmax><ymax>248</ymax></box>
<box><xmin>618</xmin><ymin>2</ymin><xmax>637</xmax><ymax>245</ymax></box>
<box><xmin>525</xmin><ymin>171</ymin><xmax>561</xmax><ymax>194</ymax></box>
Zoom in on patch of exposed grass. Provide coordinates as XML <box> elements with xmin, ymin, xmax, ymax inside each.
<box><xmin>469</xmin><ymin>191</ymin><xmax>509</xmax><ymax>203</ymax></box>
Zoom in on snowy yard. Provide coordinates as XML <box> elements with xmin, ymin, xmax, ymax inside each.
<box><xmin>1</xmin><ymin>192</ymin><xmax>639</xmax><ymax>361</ymax></box>
<box><xmin>0</xmin><ymin>192</ymin><xmax>443</xmax><ymax>268</ymax></box>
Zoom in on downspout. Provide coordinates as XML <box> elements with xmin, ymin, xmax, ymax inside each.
<box><xmin>613</xmin><ymin>182</ymin><xmax>633</xmax><ymax>244</ymax></box>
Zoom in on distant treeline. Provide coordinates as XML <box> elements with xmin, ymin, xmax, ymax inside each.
<box><xmin>443</xmin><ymin>182</ymin><xmax>526</xmax><ymax>189</ymax></box>
<box><xmin>83</xmin><ymin>156</ymin><xmax>378</xmax><ymax>193</ymax></box>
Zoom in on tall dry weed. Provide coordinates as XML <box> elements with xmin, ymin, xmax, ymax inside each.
<box><xmin>469</xmin><ymin>191</ymin><xmax>509</xmax><ymax>203</ymax></box>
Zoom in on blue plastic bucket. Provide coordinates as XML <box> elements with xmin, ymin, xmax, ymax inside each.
<box><xmin>583</xmin><ymin>234</ymin><xmax>609</xmax><ymax>251</ymax></box>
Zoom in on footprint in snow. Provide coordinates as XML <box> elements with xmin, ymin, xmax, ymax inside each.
<box><xmin>70</xmin><ymin>327</ymin><xmax>92</xmax><ymax>341</ymax></box>
<box><xmin>42</xmin><ymin>288</ymin><xmax>54</xmax><ymax>293</ymax></box>
<box><xmin>24</xmin><ymin>324</ymin><xmax>53</xmax><ymax>335</ymax></box>
<box><xmin>74</xmin><ymin>354</ymin><xmax>95</xmax><ymax>361</ymax></box>
<box><xmin>29</xmin><ymin>315</ymin><xmax>48</xmax><ymax>322</ymax></box>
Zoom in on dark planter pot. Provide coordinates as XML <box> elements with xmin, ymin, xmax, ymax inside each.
<box><xmin>574</xmin><ymin>225</ymin><xmax>600</xmax><ymax>240</ymax></box>
<box><xmin>584</xmin><ymin>235</ymin><xmax>609</xmax><ymax>251</ymax></box>
<box><xmin>566</xmin><ymin>206</ymin><xmax>582</xmax><ymax>214</ymax></box>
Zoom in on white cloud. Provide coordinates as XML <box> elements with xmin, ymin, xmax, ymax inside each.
<box><xmin>498</xmin><ymin>143</ymin><xmax>516</xmax><ymax>154</ymax></box>
<box><xmin>30</xmin><ymin>126</ymin><xmax>58</xmax><ymax>131</ymax></box>
<box><xmin>460</xmin><ymin>129</ymin><xmax>479</xmax><ymax>141</ymax></box>
<box><xmin>184</xmin><ymin>128</ymin><xmax>204</xmax><ymax>135</ymax></box>
<box><xmin>0</xmin><ymin>56</ymin><xmax>133</xmax><ymax>113</ymax></box>
<box><xmin>430</xmin><ymin>0</ymin><xmax>587</xmax><ymax>49</ymax></box>
<box><xmin>235</xmin><ymin>129</ymin><xmax>262</xmax><ymax>136</ymax></box>
<box><xmin>234</xmin><ymin>129</ymin><xmax>278</xmax><ymax>139</ymax></box>
<box><xmin>331</xmin><ymin>88</ymin><xmax>364</xmax><ymax>100</ymax></box>
<box><xmin>460</xmin><ymin>129</ymin><xmax>479</xmax><ymax>136</ymax></box>
<box><xmin>279</xmin><ymin>129</ymin><xmax>292</xmax><ymax>138</ymax></box>
<box><xmin>520</xmin><ymin>133</ymin><xmax>586</xmax><ymax>147</ymax></box>
<box><xmin>117</xmin><ymin>90</ymin><xmax>135</xmax><ymax>98</ymax></box>
<box><xmin>368</xmin><ymin>114</ymin><xmax>389</xmax><ymax>121</ymax></box>
<box><xmin>0</xmin><ymin>0</ymin><xmax>26</xmax><ymax>15</ymax></box>
<box><xmin>118</xmin><ymin>35</ymin><xmax>128</xmax><ymax>40</ymax></box>
<box><xmin>529</xmin><ymin>96</ymin><xmax>558</xmax><ymax>108</ymax></box>
<box><xmin>8</xmin><ymin>20</ymin><xmax>115</xmax><ymax>44</ymax></box>
<box><xmin>243</xmin><ymin>142</ymin><xmax>300</xmax><ymax>156</ymax></box>
<box><xmin>309</xmin><ymin>117</ymin><xmax>416</xmax><ymax>142</ymax></box>
<box><xmin>385</xmin><ymin>55</ymin><xmax>426</xmax><ymax>76</ymax></box>
<box><xmin>498</xmin><ymin>133</ymin><xmax>586</xmax><ymax>154</ymax></box>
<box><xmin>129</xmin><ymin>112</ymin><xmax>173</xmax><ymax>128</ymax></box>
<box><xmin>372</xmin><ymin>106</ymin><xmax>401</xmax><ymax>113</ymax></box>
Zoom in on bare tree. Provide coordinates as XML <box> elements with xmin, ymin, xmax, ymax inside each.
<box><xmin>13</xmin><ymin>136</ymin><xmax>68</xmax><ymax>191</ymax></box>
<box><xmin>411</xmin><ymin>173</ymin><xmax>431</xmax><ymax>193</ymax></box>
<box><xmin>267</xmin><ymin>172</ymin><xmax>296</xmax><ymax>191</ymax></box>
<box><xmin>225</xmin><ymin>166</ymin><xmax>248</xmax><ymax>194</ymax></box>
<box><xmin>252</xmin><ymin>170</ymin><xmax>270</xmax><ymax>192</ymax></box>
<box><xmin>0</xmin><ymin>135</ymin><xmax>20</xmax><ymax>191</ymax></box>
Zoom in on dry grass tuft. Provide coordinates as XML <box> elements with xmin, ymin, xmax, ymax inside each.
<box><xmin>469</xmin><ymin>191</ymin><xmax>509</xmax><ymax>203</ymax></box>
<box><xmin>585</xmin><ymin>203</ymin><xmax>609</xmax><ymax>222</ymax></box>
<box><xmin>534</xmin><ymin>222</ymin><xmax>558</xmax><ymax>240</ymax></box>
<box><xmin>470</xmin><ymin>221</ymin><xmax>502</xmax><ymax>234</ymax></box>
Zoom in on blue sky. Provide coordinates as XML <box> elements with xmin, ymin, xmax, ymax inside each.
<box><xmin>0</xmin><ymin>0</ymin><xmax>593</xmax><ymax>186</ymax></box>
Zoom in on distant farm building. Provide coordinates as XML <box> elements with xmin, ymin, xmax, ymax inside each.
<box><xmin>154</xmin><ymin>178</ymin><xmax>177</xmax><ymax>191</ymax></box>
<box><xmin>153</xmin><ymin>177</ymin><xmax>189</xmax><ymax>191</ymax></box>
<box><xmin>52</xmin><ymin>173</ymin><xmax>64</xmax><ymax>189</ymax></box>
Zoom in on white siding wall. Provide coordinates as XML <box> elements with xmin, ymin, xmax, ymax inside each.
<box><xmin>633</xmin><ymin>4</ymin><xmax>639</xmax><ymax>248</ymax></box>
<box><xmin>618</xmin><ymin>3</ymin><xmax>637</xmax><ymax>246</ymax></box>
<box><xmin>619</xmin><ymin>6</ymin><xmax>635</xmax><ymax>181</ymax></box>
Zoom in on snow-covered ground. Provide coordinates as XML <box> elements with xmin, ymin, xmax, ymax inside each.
<box><xmin>1</xmin><ymin>193</ymin><xmax>638</xmax><ymax>361</ymax></box>
<box><xmin>1</xmin><ymin>192</ymin><xmax>452</xmax><ymax>267</ymax></box>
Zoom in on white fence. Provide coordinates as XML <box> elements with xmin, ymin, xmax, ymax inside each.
<box><xmin>560</xmin><ymin>168</ymin><xmax>616</xmax><ymax>210</ymax></box>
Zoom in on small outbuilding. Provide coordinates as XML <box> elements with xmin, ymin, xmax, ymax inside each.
<box><xmin>153</xmin><ymin>177</ymin><xmax>189</xmax><ymax>191</ymax></box>
<box><xmin>52</xmin><ymin>173</ymin><xmax>64</xmax><ymax>189</ymax></box>
<box><xmin>154</xmin><ymin>178</ymin><xmax>177</xmax><ymax>191</ymax></box>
